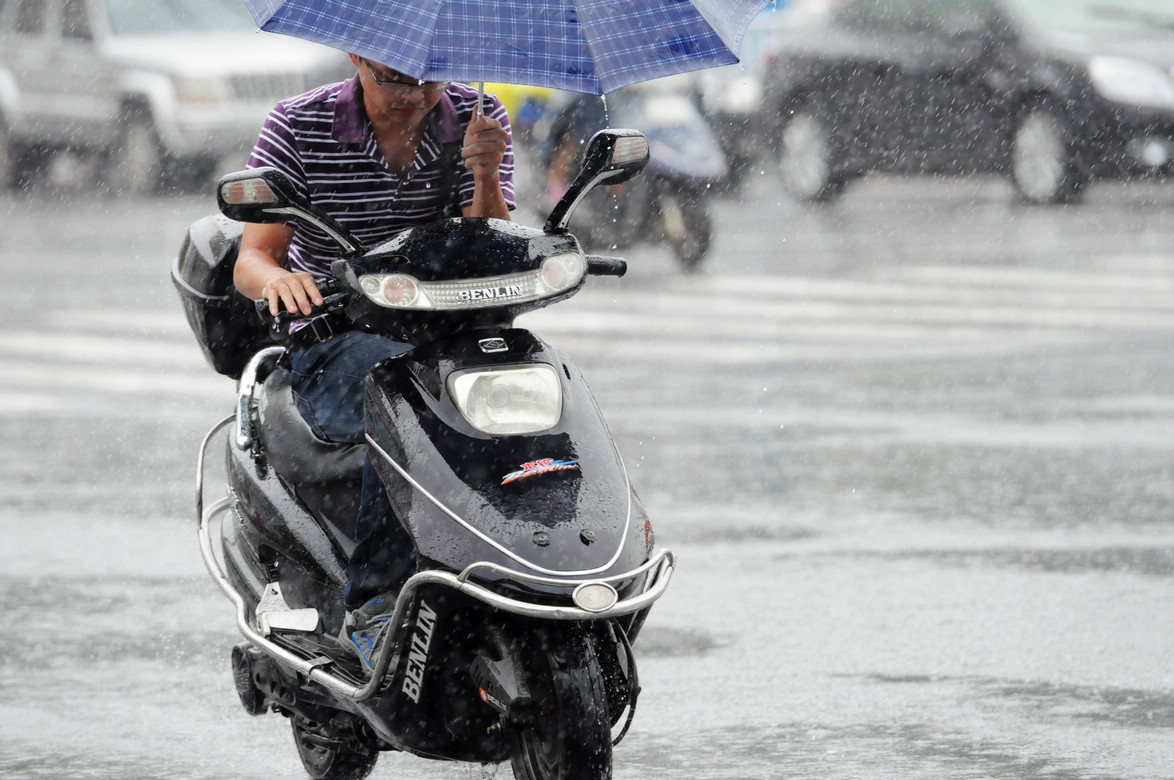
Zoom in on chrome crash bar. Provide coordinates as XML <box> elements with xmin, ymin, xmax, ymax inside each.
<box><xmin>235</xmin><ymin>346</ymin><xmax>285</xmax><ymax>450</ymax></box>
<box><xmin>197</xmin><ymin>462</ymin><xmax>674</xmax><ymax>701</ymax></box>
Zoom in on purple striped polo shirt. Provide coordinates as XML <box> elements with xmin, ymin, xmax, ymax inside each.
<box><xmin>247</xmin><ymin>75</ymin><xmax>516</xmax><ymax>279</ymax></box>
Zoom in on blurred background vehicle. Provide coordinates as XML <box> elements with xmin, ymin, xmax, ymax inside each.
<box><xmin>516</xmin><ymin>77</ymin><xmax>728</xmax><ymax>272</ymax></box>
<box><xmin>759</xmin><ymin>0</ymin><xmax>1174</xmax><ymax>204</ymax></box>
<box><xmin>0</xmin><ymin>0</ymin><xmax>351</xmax><ymax>195</ymax></box>
<box><xmin>693</xmin><ymin>0</ymin><xmax>821</xmax><ymax>189</ymax></box>
<box><xmin>495</xmin><ymin>1</ymin><xmax>811</xmax><ymax>197</ymax></box>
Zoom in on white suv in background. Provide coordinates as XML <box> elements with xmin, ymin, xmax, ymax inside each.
<box><xmin>0</xmin><ymin>0</ymin><xmax>352</xmax><ymax>194</ymax></box>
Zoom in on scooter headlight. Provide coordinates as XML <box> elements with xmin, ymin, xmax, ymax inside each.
<box><xmin>448</xmin><ymin>364</ymin><xmax>563</xmax><ymax>435</ymax></box>
<box><xmin>373</xmin><ymin>274</ymin><xmax>421</xmax><ymax>307</ymax></box>
<box><xmin>358</xmin><ymin>253</ymin><xmax>586</xmax><ymax>310</ymax></box>
<box><xmin>538</xmin><ymin>253</ymin><xmax>586</xmax><ymax>294</ymax></box>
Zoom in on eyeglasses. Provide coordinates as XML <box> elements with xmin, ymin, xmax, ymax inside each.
<box><xmin>363</xmin><ymin>60</ymin><xmax>448</xmax><ymax>94</ymax></box>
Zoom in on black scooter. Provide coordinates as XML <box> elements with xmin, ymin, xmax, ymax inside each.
<box><xmin>174</xmin><ymin>129</ymin><xmax>675</xmax><ymax>780</ymax></box>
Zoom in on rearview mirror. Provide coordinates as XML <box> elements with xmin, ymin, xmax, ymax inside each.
<box><xmin>216</xmin><ymin>168</ymin><xmax>364</xmax><ymax>257</ymax></box>
<box><xmin>217</xmin><ymin>167</ymin><xmax>302</xmax><ymax>222</ymax></box>
<box><xmin>544</xmin><ymin>129</ymin><xmax>650</xmax><ymax>234</ymax></box>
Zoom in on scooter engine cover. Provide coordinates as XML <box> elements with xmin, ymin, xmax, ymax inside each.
<box><xmin>363</xmin><ymin>330</ymin><xmax>651</xmax><ymax>583</ymax></box>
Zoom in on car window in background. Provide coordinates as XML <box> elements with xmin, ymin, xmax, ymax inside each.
<box><xmin>62</xmin><ymin>0</ymin><xmax>92</xmax><ymax>40</ymax></box>
<box><xmin>834</xmin><ymin>0</ymin><xmax>997</xmax><ymax>34</ymax></box>
<box><xmin>834</xmin><ymin>0</ymin><xmax>924</xmax><ymax>32</ymax></box>
<box><xmin>919</xmin><ymin>0</ymin><xmax>995</xmax><ymax>35</ymax></box>
<box><xmin>15</xmin><ymin>0</ymin><xmax>46</xmax><ymax>35</ymax></box>
<box><xmin>1011</xmin><ymin>0</ymin><xmax>1174</xmax><ymax>36</ymax></box>
<box><xmin>104</xmin><ymin>0</ymin><xmax>256</xmax><ymax>36</ymax></box>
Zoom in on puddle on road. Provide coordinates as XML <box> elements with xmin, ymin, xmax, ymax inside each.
<box><xmin>862</xmin><ymin>546</ymin><xmax>1174</xmax><ymax>577</ymax></box>
<box><xmin>676</xmin><ymin>523</ymin><xmax>817</xmax><ymax>546</ymax></box>
<box><xmin>0</xmin><ymin>574</ymin><xmax>227</xmax><ymax>672</ymax></box>
<box><xmin>980</xmin><ymin>678</ymin><xmax>1174</xmax><ymax>730</ymax></box>
<box><xmin>624</xmin><ymin>716</ymin><xmax>1147</xmax><ymax>780</ymax></box>
<box><xmin>862</xmin><ymin>673</ymin><xmax>1174</xmax><ymax>729</ymax></box>
<box><xmin>636</xmin><ymin>625</ymin><xmax>725</xmax><ymax>658</ymax></box>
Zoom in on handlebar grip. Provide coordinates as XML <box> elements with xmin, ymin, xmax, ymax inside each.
<box><xmin>253</xmin><ymin>281</ymin><xmax>348</xmax><ymax>330</ymax></box>
<box><xmin>586</xmin><ymin>255</ymin><xmax>628</xmax><ymax>277</ymax></box>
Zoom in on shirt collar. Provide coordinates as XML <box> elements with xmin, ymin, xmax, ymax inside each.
<box><xmin>332</xmin><ymin>75</ymin><xmax>367</xmax><ymax>144</ymax></box>
<box><xmin>333</xmin><ymin>74</ymin><xmax>463</xmax><ymax>146</ymax></box>
<box><xmin>432</xmin><ymin>89</ymin><xmax>463</xmax><ymax>144</ymax></box>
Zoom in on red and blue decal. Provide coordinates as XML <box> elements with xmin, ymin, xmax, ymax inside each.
<box><xmin>502</xmin><ymin>458</ymin><xmax>579</xmax><ymax>485</ymax></box>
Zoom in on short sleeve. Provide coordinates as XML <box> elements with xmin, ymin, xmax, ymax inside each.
<box><xmin>246</xmin><ymin>103</ymin><xmax>310</xmax><ymax>203</ymax></box>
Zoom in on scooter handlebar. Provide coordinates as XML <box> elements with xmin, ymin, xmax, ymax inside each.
<box><xmin>251</xmin><ymin>259</ymin><xmax>625</xmax><ymax>333</ymax></box>
<box><xmin>253</xmin><ymin>277</ymin><xmax>347</xmax><ymax>330</ymax></box>
<box><xmin>586</xmin><ymin>255</ymin><xmax>627</xmax><ymax>277</ymax></box>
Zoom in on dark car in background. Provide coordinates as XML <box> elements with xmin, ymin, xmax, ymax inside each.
<box><xmin>760</xmin><ymin>0</ymin><xmax>1174</xmax><ymax>203</ymax></box>
<box><xmin>0</xmin><ymin>0</ymin><xmax>351</xmax><ymax>194</ymax></box>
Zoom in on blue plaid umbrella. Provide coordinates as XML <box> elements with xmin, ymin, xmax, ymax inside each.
<box><xmin>240</xmin><ymin>0</ymin><xmax>773</xmax><ymax>95</ymax></box>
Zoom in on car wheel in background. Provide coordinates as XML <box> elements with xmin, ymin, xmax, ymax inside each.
<box><xmin>100</xmin><ymin>108</ymin><xmax>164</xmax><ymax>196</ymax></box>
<box><xmin>1010</xmin><ymin>103</ymin><xmax>1085</xmax><ymax>205</ymax></box>
<box><xmin>778</xmin><ymin>105</ymin><xmax>846</xmax><ymax>203</ymax></box>
<box><xmin>0</xmin><ymin>118</ymin><xmax>13</xmax><ymax>190</ymax></box>
<box><xmin>0</xmin><ymin>118</ymin><xmax>49</xmax><ymax>193</ymax></box>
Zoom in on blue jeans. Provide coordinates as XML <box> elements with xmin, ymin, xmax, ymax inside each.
<box><xmin>289</xmin><ymin>330</ymin><xmax>414</xmax><ymax>609</ymax></box>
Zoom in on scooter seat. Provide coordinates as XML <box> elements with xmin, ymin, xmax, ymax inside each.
<box><xmin>257</xmin><ymin>367</ymin><xmax>368</xmax><ymax>483</ymax></box>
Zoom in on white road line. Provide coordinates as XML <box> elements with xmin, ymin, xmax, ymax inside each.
<box><xmin>660</xmin><ymin>272</ymin><xmax>1174</xmax><ymax>309</ymax></box>
<box><xmin>0</xmin><ymin>332</ymin><xmax>209</xmax><ymax>367</ymax></box>
<box><xmin>0</xmin><ymin>392</ymin><xmax>65</xmax><ymax>413</ymax></box>
<box><xmin>886</xmin><ymin>264</ymin><xmax>1174</xmax><ymax>291</ymax></box>
<box><xmin>520</xmin><ymin>308</ymin><xmax>1087</xmax><ymax>343</ymax></box>
<box><xmin>7</xmin><ymin>263</ymin><xmax>1167</xmax><ymax>400</ymax></box>
<box><xmin>2</xmin><ymin>361</ymin><xmax>234</xmax><ymax>398</ymax></box>
<box><xmin>529</xmin><ymin>294</ymin><xmax>1174</xmax><ymax>334</ymax></box>
<box><xmin>599</xmin><ymin>404</ymin><xmax>1174</xmax><ymax>448</ymax></box>
<box><xmin>47</xmin><ymin>309</ymin><xmax>194</xmax><ymax>334</ymax></box>
<box><xmin>531</xmin><ymin>334</ymin><xmax>1070</xmax><ymax>365</ymax></box>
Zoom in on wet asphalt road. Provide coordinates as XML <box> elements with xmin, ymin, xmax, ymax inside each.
<box><xmin>1</xmin><ymin>170</ymin><xmax>1173</xmax><ymax>779</ymax></box>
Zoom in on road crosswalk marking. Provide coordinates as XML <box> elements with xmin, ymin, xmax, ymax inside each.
<box><xmin>2</xmin><ymin>263</ymin><xmax>1170</xmax><ymax>410</ymax></box>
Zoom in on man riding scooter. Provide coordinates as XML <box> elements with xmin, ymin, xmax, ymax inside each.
<box><xmin>231</xmin><ymin>53</ymin><xmax>515</xmax><ymax>670</ymax></box>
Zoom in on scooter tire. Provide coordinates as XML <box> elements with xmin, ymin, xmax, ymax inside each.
<box><xmin>290</xmin><ymin>716</ymin><xmax>379</xmax><ymax>780</ymax></box>
<box><xmin>510</xmin><ymin>628</ymin><xmax>612</xmax><ymax>780</ymax></box>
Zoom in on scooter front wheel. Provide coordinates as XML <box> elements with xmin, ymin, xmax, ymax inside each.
<box><xmin>291</xmin><ymin>716</ymin><xmax>379</xmax><ymax>780</ymax></box>
<box><xmin>510</xmin><ymin>627</ymin><xmax>612</xmax><ymax>780</ymax></box>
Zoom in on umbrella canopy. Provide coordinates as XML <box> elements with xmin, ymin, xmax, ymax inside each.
<box><xmin>241</xmin><ymin>0</ymin><xmax>773</xmax><ymax>95</ymax></box>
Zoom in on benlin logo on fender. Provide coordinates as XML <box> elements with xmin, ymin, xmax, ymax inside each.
<box><xmin>502</xmin><ymin>458</ymin><xmax>579</xmax><ymax>485</ymax></box>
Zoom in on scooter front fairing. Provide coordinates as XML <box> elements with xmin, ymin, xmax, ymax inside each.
<box><xmin>363</xmin><ymin>327</ymin><xmax>654</xmax><ymax>599</ymax></box>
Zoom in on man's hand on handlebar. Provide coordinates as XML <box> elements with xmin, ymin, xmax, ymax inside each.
<box><xmin>261</xmin><ymin>271</ymin><xmax>324</xmax><ymax>317</ymax></box>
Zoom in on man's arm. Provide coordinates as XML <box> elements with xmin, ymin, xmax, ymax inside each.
<box><xmin>233</xmin><ymin>222</ymin><xmax>323</xmax><ymax>316</ymax></box>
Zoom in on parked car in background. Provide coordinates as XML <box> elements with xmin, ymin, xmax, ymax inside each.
<box><xmin>760</xmin><ymin>0</ymin><xmax>1174</xmax><ymax>203</ymax></box>
<box><xmin>0</xmin><ymin>0</ymin><xmax>352</xmax><ymax>194</ymax></box>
